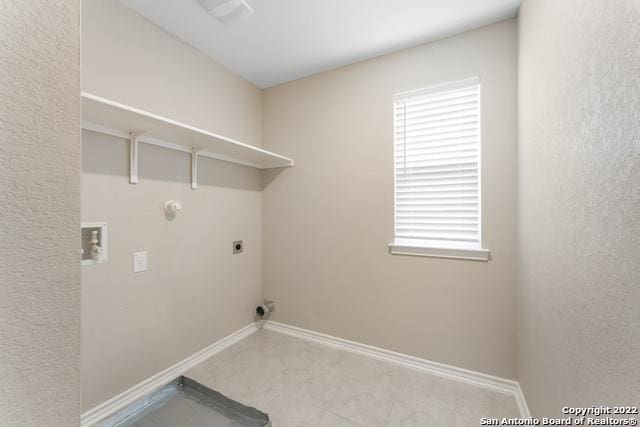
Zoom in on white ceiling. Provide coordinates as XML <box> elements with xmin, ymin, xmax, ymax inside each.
<box><xmin>120</xmin><ymin>0</ymin><xmax>521</xmax><ymax>88</ymax></box>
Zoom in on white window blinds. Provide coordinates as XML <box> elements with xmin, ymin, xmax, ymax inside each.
<box><xmin>394</xmin><ymin>77</ymin><xmax>481</xmax><ymax>249</ymax></box>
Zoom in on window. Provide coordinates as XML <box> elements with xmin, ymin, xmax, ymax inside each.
<box><xmin>389</xmin><ymin>77</ymin><xmax>489</xmax><ymax>260</ymax></box>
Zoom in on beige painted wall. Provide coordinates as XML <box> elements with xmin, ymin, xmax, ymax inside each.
<box><xmin>81</xmin><ymin>0</ymin><xmax>263</xmax><ymax>410</ymax></box>
<box><xmin>81</xmin><ymin>0</ymin><xmax>261</xmax><ymax>146</ymax></box>
<box><xmin>262</xmin><ymin>20</ymin><xmax>518</xmax><ymax>379</ymax></box>
<box><xmin>517</xmin><ymin>0</ymin><xmax>640</xmax><ymax>416</ymax></box>
<box><xmin>81</xmin><ymin>132</ymin><xmax>262</xmax><ymax>409</ymax></box>
<box><xmin>0</xmin><ymin>1</ymin><xmax>81</xmax><ymax>425</ymax></box>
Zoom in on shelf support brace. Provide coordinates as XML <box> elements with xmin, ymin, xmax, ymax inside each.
<box><xmin>191</xmin><ymin>149</ymin><xmax>200</xmax><ymax>190</ymax></box>
<box><xmin>129</xmin><ymin>132</ymin><xmax>139</xmax><ymax>184</ymax></box>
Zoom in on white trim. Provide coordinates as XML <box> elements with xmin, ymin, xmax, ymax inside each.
<box><xmin>514</xmin><ymin>383</ymin><xmax>532</xmax><ymax>418</ymax></box>
<box><xmin>394</xmin><ymin>76</ymin><xmax>481</xmax><ymax>102</ymax></box>
<box><xmin>81</xmin><ymin>320</ymin><xmax>531</xmax><ymax>425</ymax></box>
<box><xmin>388</xmin><ymin>242</ymin><xmax>490</xmax><ymax>261</ymax></box>
<box><xmin>80</xmin><ymin>323</ymin><xmax>259</xmax><ymax>427</ymax></box>
<box><xmin>263</xmin><ymin>321</ymin><xmax>529</xmax><ymax>416</ymax></box>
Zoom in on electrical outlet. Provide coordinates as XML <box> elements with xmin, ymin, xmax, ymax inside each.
<box><xmin>133</xmin><ymin>251</ymin><xmax>148</xmax><ymax>272</ymax></box>
<box><xmin>233</xmin><ymin>240</ymin><xmax>243</xmax><ymax>254</ymax></box>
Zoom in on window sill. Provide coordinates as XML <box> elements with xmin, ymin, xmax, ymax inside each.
<box><xmin>388</xmin><ymin>242</ymin><xmax>490</xmax><ymax>261</ymax></box>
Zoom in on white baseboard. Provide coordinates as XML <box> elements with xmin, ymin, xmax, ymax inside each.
<box><xmin>263</xmin><ymin>320</ymin><xmax>531</xmax><ymax>418</ymax></box>
<box><xmin>82</xmin><ymin>320</ymin><xmax>531</xmax><ymax>425</ymax></box>
<box><xmin>514</xmin><ymin>383</ymin><xmax>532</xmax><ymax>418</ymax></box>
<box><xmin>81</xmin><ymin>323</ymin><xmax>259</xmax><ymax>427</ymax></box>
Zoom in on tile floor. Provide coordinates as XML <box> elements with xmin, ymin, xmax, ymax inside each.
<box><xmin>185</xmin><ymin>329</ymin><xmax>520</xmax><ymax>426</ymax></box>
<box><xmin>119</xmin><ymin>378</ymin><xmax>270</xmax><ymax>427</ymax></box>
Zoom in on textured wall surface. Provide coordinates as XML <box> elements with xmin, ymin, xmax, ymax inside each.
<box><xmin>0</xmin><ymin>1</ymin><xmax>81</xmax><ymax>425</ymax></box>
<box><xmin>262</xmin><ymin>20</ymin><xmax>518</xmax><ymax>379</ymax></box>
<box><xmin>518</xmin><ymin>0</ymin><xmax>640</xmax><ymax>415</ymax></box>
<box><xmin>80</xmin><ymin>0</ymin><xmax>264</xmax><ymax>410</ymax></box>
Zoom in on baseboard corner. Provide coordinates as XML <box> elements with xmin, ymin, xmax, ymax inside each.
<box><xmin>514</xmin><ymin>382</ymin><xmax>532</xmax><ymax>418</ymax></box>
<box><xmin>80</xmin><ymin>322</ymin><xmax>259</xmax><ymax>426</ymax></box>
<box><xmin>264</xmin><ymin>320</ymin><xmax>531</xmax><ymax>418</ymax></box>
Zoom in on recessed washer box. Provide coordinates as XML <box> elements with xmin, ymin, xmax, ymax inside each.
<box><xmin>81</xmin><ymin>222</ymin><xmax>107</xmax><ymax>266</ymax></box>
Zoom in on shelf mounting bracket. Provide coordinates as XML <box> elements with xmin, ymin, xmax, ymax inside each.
<box><xmin>129</xmin><ymin>132</ymin><xmax>139</xmax><ymax>184</ymax></box>
<box><xmin>191</xmin><ymin>149</ymin><xmax>201</xmax><ymax>190</ymax></box>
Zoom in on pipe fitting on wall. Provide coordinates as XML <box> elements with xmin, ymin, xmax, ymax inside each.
<box><xmin>255</xmin><ymin>300</ymin><xmax>275</xmax><ymax>319</ymax></box>
<box><xmin>164</xmin><ymin>200</ymin><xmax>182</xmax><ymax>214</ymax></box>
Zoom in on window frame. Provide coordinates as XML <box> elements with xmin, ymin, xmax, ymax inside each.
<box><xmin>388</xmin><ymin>77</ymin><xmax>490</xmax><ymax>261</ymax></box>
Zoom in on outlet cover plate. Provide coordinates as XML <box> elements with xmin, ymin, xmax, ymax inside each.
<box><xmin>133</xmin><ymin>251</ymin><xmax>148</xmax><ymax>272</ymax></box>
